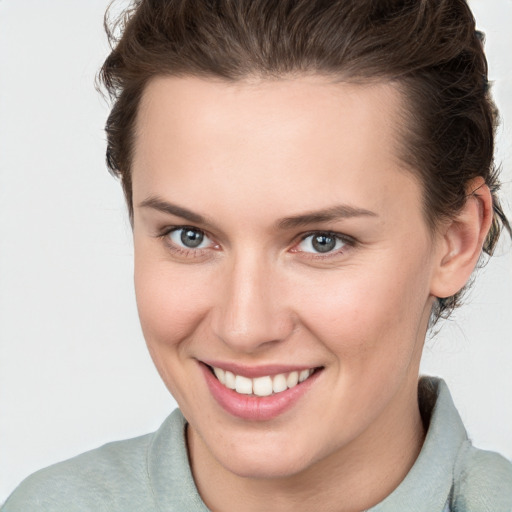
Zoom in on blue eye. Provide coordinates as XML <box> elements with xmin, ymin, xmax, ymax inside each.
<box><xmin>297</xmin><ymin>233</ymin><xmax>346</xmax><ymax>254</ymax></box>
<box><xmin>168</xmin><ymin>227</ymin><xmax>212</xmax><ymax>249</ymax></box>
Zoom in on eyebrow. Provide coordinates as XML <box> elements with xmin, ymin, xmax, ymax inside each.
<box><xmin>276</xmin><ymin>205</ymin><xmax>378</xmax><ymax>230</ymax></box>
<box><xmin>139</xmin><ymin>196</ymin><xmax>210</xmax><ymax>225</ymax></box>
<box><xmin>139</xmin><ymin>196</ymin><xmax>378</xmax><ymax>230</ymax></box>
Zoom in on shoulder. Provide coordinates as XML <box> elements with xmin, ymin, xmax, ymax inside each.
<box><xmin>452</xmin><ymin>440</ymin><xmax>512</xmax><ymax>511</ymax></box>
<box><xmin>1</xmin><ymin>433</ymin><xmax>154</xmax><ymax>512</ymax></box>
<box><xmin>2</xmin><ymin>409</ymin><xmax>206</xmax><ymax>512</ymax></box>
<box><xmin>414</xmin><ymin>377</ymin><xmax>512</xmax><ymax>512</ymax></box>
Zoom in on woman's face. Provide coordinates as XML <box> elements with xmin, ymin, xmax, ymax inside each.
<box><xmin>132</xmin><ymin>76</ymin><xmax>440</xmax><ymax>478</ymax></box>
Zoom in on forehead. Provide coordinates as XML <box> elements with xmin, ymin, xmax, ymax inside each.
<box><xmin>132</xmin><ymin>75</ymin><xmax>421</xmax><ymax>224</ymax></box>
<box><xmin>134</xmin><ymin>75</ymin><xmax>405</xmax><ymax>164</ymax></box>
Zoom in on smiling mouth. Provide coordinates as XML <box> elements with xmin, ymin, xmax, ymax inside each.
<box><xmin>208</xmin><ymin>365</ymin><xmax>321</xmax><ymax>397</ymax></box>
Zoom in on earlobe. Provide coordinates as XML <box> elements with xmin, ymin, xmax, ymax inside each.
<box><xmin>430</xmin><ymin>177</ymin><xmax>493</xmax><ymax>299</ymax></box>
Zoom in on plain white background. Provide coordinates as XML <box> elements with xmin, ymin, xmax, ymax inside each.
<box><xmin>0</xmin><ymin>0</ymin><xmax>511</xmax><ymax>503</ymax></box>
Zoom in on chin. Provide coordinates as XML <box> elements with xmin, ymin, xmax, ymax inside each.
<box><xmin>209</xmin><ymin>434</ymin><xmax>321</xmax><ymax>480</ymax></box>
<box><xmin>221</xmin><ymin>454</ymin><xmax>310</xmax><ymax>480</ymax></box>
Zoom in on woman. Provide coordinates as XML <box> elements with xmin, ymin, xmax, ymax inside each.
<box><xmin>2</xmin><ymin>0</ymin><xmax>511</xmax><ymax>510</ymax></box>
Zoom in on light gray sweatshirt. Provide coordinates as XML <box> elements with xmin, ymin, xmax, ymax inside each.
<box><xmin>2</xmin><ymin>377</ymin><xmax>511</xmax><ymax>511</ymax></box>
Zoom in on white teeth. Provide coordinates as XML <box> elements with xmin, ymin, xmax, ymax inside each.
<box><xmin>286</xmin><ymin>371</ymin><xmax>299</xmax><ymax>388</ymax></box>
<box><xmin>299</xmin><ymin>369</ymin><xmax>311</xmax><ymax>383</ymax></box>
<box><xmin>225</xmin><ymin>371</ymin><xmax>236</xmax><ymax>390</ymax></box>
<box><xmin>272</xmin><ymin>373</ymin><xmax>288</xmax><ymax>393</ymax></box>
<box><xmin>235</xmin><ymin>375</ymin><xmax>253</xmax><ymax>395</ymax></box>
<box><xmin>212</xmin><ymin>366</ymin><xmax>316</xmax><ymax>396</ymax></box>
<box><xmin>253</xmin><ymin>376</ymin><xmax>273</xmax><ymax>397</ymax></box>
<box><xmin>213</xmin><ymin>367</ymin><xmax>225</xmax><ymax>385</ymax></box>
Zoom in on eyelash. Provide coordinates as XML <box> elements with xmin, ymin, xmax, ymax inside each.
<box><xmin>292</xmin><ymin>231</ymin><xmax>355</xmax><ymax>259</ymax></box>
<box><xmin>157</xmin><ymin>226</ymin><xmax>217</xmax><ymax>259</ymax></box>
<box><xmin>157</xmin><ymin>226</ymin><xmax>355</xmax><ymax>260</ymax></box>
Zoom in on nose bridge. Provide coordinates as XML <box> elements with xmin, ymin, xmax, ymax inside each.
<box><xmin>213</xmin><ymin>249</ymin><xmax>292</xmax><ymax>352</ymax></box>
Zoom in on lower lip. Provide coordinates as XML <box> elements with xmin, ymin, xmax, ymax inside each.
<box><xmin>200</xmin><ymin>363</ymin><xmax>321</xmax><ymax>421</ymax></box>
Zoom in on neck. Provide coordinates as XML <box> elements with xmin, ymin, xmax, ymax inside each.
<box><xmin>188</xmin><ymin>376</ymin><xmax>425</xmax><ymax>512</ymax></box>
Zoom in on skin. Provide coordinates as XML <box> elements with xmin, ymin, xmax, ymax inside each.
<box><xmin>131</xmin><ymin>76</ymin><xmax>492</xmax><ymax>512</ymax></box>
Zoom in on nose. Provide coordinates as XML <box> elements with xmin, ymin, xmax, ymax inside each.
<box><xmin>211</xmin><ymin>252</ymin><xmax>295</xmax><ymax>353</ymax></box>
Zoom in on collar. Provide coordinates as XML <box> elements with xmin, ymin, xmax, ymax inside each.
<box><xmin>369</xmin><ymin>377</ymin><xmax>465</xmax><ymax>511</ymax></box>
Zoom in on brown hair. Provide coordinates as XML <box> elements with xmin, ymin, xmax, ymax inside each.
<box><xmin>98</xmin><ymin>0</ymin><xmax>510</xmax><ymax>322</ymax></box>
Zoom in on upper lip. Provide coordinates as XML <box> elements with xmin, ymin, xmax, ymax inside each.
<box><xmin>200</xmin><ymin>360</ymin><xmax>321</xmax><ymax>378</ymax></box>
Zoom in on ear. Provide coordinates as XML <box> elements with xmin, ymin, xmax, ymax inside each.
<box><xmin>430</xmin><ymin>177</ymin><xmax>493</xmax><ymax>299</ymax></box>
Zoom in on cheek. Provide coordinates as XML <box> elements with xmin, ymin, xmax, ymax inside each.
<box><xmin>296</xmin><ymin>256</ymin><xmax>431</xmax><ymax>364</ymax></box>
<box><xmin>134</xmin><ymin>255</ymin><xmax>211</xmax><ymax>349</ymax></box>
<box><xmin>133</xmin><ymin>253</ymin><xmax>216</xmax><ymax>407</ymax></box>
